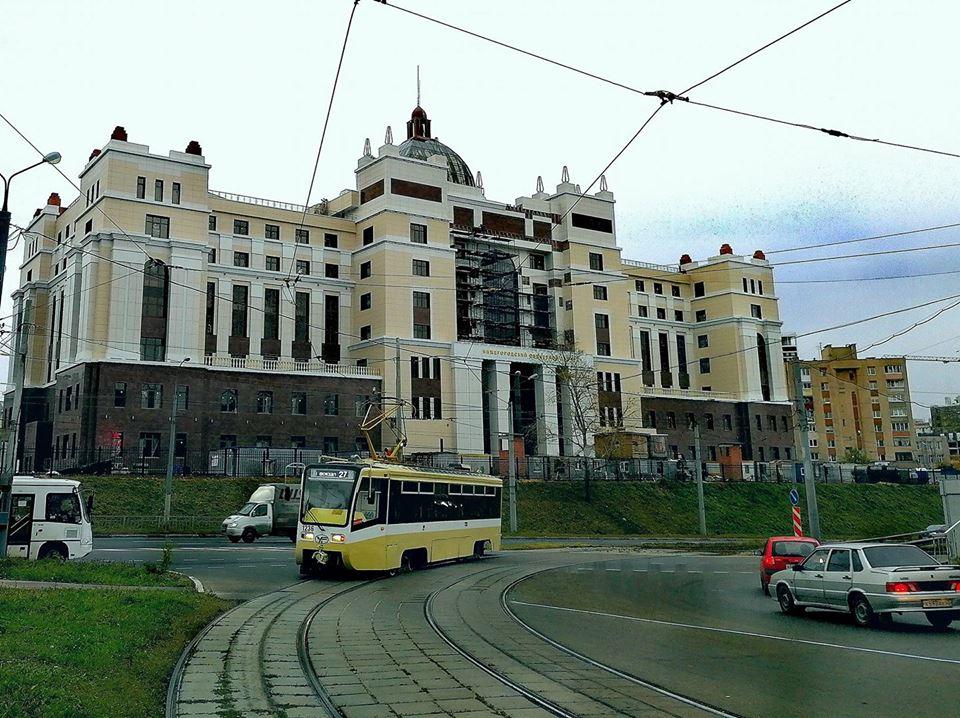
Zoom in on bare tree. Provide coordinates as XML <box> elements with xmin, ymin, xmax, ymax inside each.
<box><xmin>546</xmin><ymin>347</ymin><xmax>642</xmax><ymax>500</ymax></box>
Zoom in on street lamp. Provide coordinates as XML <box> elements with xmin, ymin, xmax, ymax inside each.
<box><xmin>163</xmin><ymin>358</ymin><xmax>191</xmax><ymax>528</ymax></box>
<box><xmin>0</xmin><ymin>151</ymin><xmax>61</xmax><ymax>557</ymax></box>
<box><xmin>507</xmin><ymin>370</ymin><xmax>538</xmax><ymax>533</ymax></box>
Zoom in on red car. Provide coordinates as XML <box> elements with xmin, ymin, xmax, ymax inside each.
<box><xmin>759</xmin><ymin>536</ymin><xmax>820</xmax><ymax>595</ymax></box>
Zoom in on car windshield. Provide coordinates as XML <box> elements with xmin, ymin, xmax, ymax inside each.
<box><xmin>773</xmin><ymin>541</ymin><xmax>816</xmax><ymax>558</ymax></box>
<box><xmin>301</xmin><ymin>466</ymin><xmax>358</xmax><ymax>527</ymax></box>
<box><xmin>236</xmin><ymin>502</ymin><xmax>257</xmax><ymax>516</ymax></box>
<box><xmin>862</xmin><ymin>545</ymin><xmax>939</xmax><ymax>568</ymax></box>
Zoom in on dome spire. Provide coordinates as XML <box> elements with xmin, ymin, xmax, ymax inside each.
<box><xmin>417</xmin><ymin>64</ymin><xmax>421</xmax><ymax>107</ymax></box>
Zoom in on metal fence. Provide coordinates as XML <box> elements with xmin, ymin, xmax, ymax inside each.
<box><xmin>92</xmin><ymin>514</ymin><xmax>226</xmax><ymax>534</ymax></box>
<box><xmin>18</xmin><ymin>446</ymin><xmax>957</xmax><ymax>486</ymax></box>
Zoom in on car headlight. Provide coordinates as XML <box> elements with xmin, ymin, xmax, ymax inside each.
<box><xmin>331</xmin><ymin>533</ymin><xmax>346</xmax><ymax>543</ymax></box>
<box><xmin>229</xmin><ymin>522</ymin><xmax>238</xmax><ymax>528</ymax></box>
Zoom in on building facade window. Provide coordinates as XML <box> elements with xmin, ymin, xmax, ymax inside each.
<box><xmin>144</xmin><ymin>215</ymin><xmax>169</xmax><ymax>239</ymax></box>
<box><xmin>295</xmin><ymin>292</ymin><xmax>310</xmax><ymax>342</ymax></box>
<box><xmin>593</xmin><ymin>285</ymin><xmax>607</xmax><ymax>300</ymax></box>
<box><xmin>324</xmin><ymin>233</ymin><xmax>338</xmax><ymax>248</ymax></box>
<box><xmin>265</xmin><ymin>224</ymin><xmax>280</xmax><ymax>240</ymax></box>
<box><xmin>699</xmin><ymin>358</ymin><xmax>711</xmax><ymax>373</ymax></box>
<box><xmin>220</xmin><ymin>389</ymin><xmax>238</xmax><ymax>413</ymax></box>
<box><xmin>589</xmin><ymin>252</ymin><xmax>603</xmax><ymax>271</ymax></box>
<box><xmin>295</xmin><ymin>228</ymin><xmax>310</xmax><ymax>244</ymax></box>
<box><xmin>412</xmin><ymin>259</ymin><xmax>430</xmax><ymax>276</ymax></box>
<box><xmin>360</xmin><ymin>293</ymin><xmax>371</xmax><ymax>310</ymax></box>
<box><xmin>257</xmin><ymin>391</ymin><xmax>274</xmax><ymax>414</ymax></box>
<box><xmin>360</xmin><ymin>325</ymin><xmax>372</xmax><ymax>340</ymax></box>
<box><xmin>234</xmin><ymin>251</ymin><xmax>249</xmax><ymax>267</ymax></box>
<box><xmin>291</xmin><ymin>392</ymin><xmax>306</xmax><ymax>415</ymax></box>
<box><xmin>233</xmin><ymin>219</ymin><xmax>249</xmax><ymax>235</ymax></box>
<box><xmin>154</xmin><ymin>179</ymin><xmax>164</xmax><ymax>202</ymax></box>
<box><xmin>695</xmin><ymin>309</ymin><xmax>706</xmax><ymax>322</ymax></box>
<box><xmin>296</xmin><ymin>260</ymin><xmax>311</xmax><ymax>276</ymax></box>
<box><xmin>410</xmin><ymin>223</ymin><xmax>427</xmax><ymax>244</ymax></box>
<box><xmin>114</xmin><ymin>382</ymin><xmax>127</xmax><ymax>407</ymax></box>
<box><xmin>264</xmin><ymin>288</ymin><xmax>280</xmax><ymax>341</ymax></box>
<box><xmin>137</xmin><ymin>176</ymin><xmax>146</xmax><ymax>199</ymax></box>
<box><xmin>324</xmin><ymin>394</ymin><xmax>339</xmax><ymax>416</ymax></box>
<box><xmin>172</xmin><ymin>182</ymin><xmax>181</xmax><ymax>204</ymax></box>
<box><xmin>694</xmin><ymin>281</ymin><xmax>704</xmax><ymax>297</ymax></box>
<box><xmin>697</xmin><ymin>334</ymin><xmax>708</xmax><ymax>348</ymax></box>
<box><xmin>363</xmin><ymin>226</ymin><xmax>373</xmax><ymax>245</ymax></box>
<box><xmin>325</xmin><ymin>263</ymin><xmax>339</xmax><ymax>278</ymax></box>
<box><xmin>266</xmin><ymin>256</ymin><xmax>280</xmax><ymax>271</ymax></box>
<box><xmin>141</xmin><ymin>383</ymin><xmax>162</xmax><ymax>409</ymax></box>
<box><xmin>208</xmin><ymin>215</ymin><xmax>217</xmax><ymax>231</ymax></box>
<box><xmin>360</xmin><ymin>261</ymin><xmax>371</xmax><ymax>279</ymax></box>
<box><xmin>231</xmin><ymin>285</ymin><xmax>248</xmax><ymax>337</ymax></box>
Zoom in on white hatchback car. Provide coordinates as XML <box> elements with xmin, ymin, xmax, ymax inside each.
<box><xmin>772</xmin><ymin>542</ymin><xmax>960</xmax><ymax>629</ymax></box>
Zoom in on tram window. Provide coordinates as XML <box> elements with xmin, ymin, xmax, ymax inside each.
<box><xmin>353</xmin><ymin>477</ymin><xmax>386</xmax><ymax>529</ymax></box>
<box><xmin>45</xmin><ymin>492</ymin><xmax>81</xmax><ymax>524</ymax></box>
<box><xmin>401</xmin><ymin>481</ymin><xmax>419</xmax><ymax>494</ymax></box>
<box><xmin>449</xmin><ymin>483</ymin><xmax>461</xmax><ymax>494</ymax></box>
<box><xmin>419</xmin><ymin>482</ymin><xmax>434</xmax><ymax>494</ymax></box>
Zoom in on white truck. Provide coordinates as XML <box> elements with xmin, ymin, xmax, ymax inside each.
<box><xmin>6</xmin><ymin>476</ymin><xmax>94</xmax><ymax>560</ymax></box>
<box><xmin>221</xmin><ymin>482</ymin><xmax>301</xmax><ymax>543</ymax></box>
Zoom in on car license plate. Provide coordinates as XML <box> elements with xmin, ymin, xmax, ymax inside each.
<box><xmin>922</xmin><ymin>598</ymin><xmax>952</xmax><ymax>608</ymax></box>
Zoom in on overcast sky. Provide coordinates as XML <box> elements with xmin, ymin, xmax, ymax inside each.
<box><xmin>3</xmin><ymin>0</ymin><xmax>960</xmax><ymax>417</ymax></box>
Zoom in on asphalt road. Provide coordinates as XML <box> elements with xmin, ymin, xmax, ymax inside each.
<box><xmin>85</xmin><ymin>536</ymin><xmax>301</xmax><ymax>599</ymax></box>
<box><xmin>509</xmin><ymin>554</ymin><xmax>960</xmax><ymax>718</ymax></box>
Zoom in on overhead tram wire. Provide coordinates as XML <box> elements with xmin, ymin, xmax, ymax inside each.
<box><xmin>765</xmin><ymin>221</ymin><xmax>960</xmax><ymax>255</ymax></box>
<box><xmin>375</xmin><ymin>2</ymin><xmax>959</xmax><ymax>162</ymax></box>
<box><xmin>677</xmin><ymin>0</ymin><xmax>854</xmax><ymax>95</ymax></box>
<box><xmin>284</xmin><ymin>0</ymin><xmax>361</xmax><ymax>295</ymax></box>
<box><xmin>858</xmin><ymin>298</ymin><xmax>960</xmax><ymax>353</ymax></box>
<box><xmin>0</xmin><ymin>110</ymin><xmax>156</xmax><ymax>263</ymax></box>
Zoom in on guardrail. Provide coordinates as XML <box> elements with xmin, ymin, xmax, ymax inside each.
<box><xmin>92</xmin><ymin>515</ymin><xmax>225</xmax><ymax>534</ymax></box>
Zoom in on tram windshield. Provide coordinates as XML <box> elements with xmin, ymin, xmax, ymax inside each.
<box><xmin>301</xmin><ymin>467</ymin><xmax>358</xmax><ymax>527</ymax></box>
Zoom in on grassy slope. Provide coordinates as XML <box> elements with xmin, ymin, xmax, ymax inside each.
<box><xmin>0</xmin><ymin>558</ymin><xmax>191</xmax><ymax>587</ymax></box>
<box><xmin>0</xmin><ymin>587</ymin><xmax>227</xmax><ymax>718</ymax></box>
<box><xmin>513</xmin><ymin>481</ymin><xmax>943</xmax><ymax>539</ymax></box>
<box><xmin>78</xmin><ymin>474</ymin><xmax>944</xmax><ymax>540</ymax></box>
<box><xmin>80</xmin><ymin>475</ymin><xmax>263</xmax><ymax>533</ymax></box>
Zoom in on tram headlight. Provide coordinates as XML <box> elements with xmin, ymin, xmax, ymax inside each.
<box><xmin>330</xmin><ymin>533</ymin><xmax>346</xmax><ymax>543</ymax></box>
<box><xmin>301</xmin><ymin>531</ymin><xmax>315</xmax><ymax>541</ymax></box>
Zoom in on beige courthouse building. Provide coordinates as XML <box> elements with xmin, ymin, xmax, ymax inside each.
<box><xmin>4</xmin><ymin>106</ymin><xmax>796</xmax><ymax>470</ymax></box>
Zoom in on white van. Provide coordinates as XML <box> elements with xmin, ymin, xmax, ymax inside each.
<box><xmin>6</xmin><ymin>476</ymin><xmax>94</xmax><ymax>560</ymax></box>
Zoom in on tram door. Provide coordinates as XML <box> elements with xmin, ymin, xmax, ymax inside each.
<box><xmin>7</xmin><ymin>494</ymin><xmax>34</xmax><ymax>558</ymax></box>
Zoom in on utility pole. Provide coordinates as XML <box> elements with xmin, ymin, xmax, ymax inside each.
<box><xmin>507</xmin><ymin>373</ymin><xmax>518</xmax><ymax>533</ymax></box>
<box><xmin>693</xmin><ymin>423</ymin><xmax>706</xmax><ymax>536</ymax></box>
<box><xmin>0</xmin><ymin>150</ymin><xmax>61</xmax><ymax>556</ymax></box>
<box><xmin>163</xmin><ymin>358</ymin><xmax>190</xmax><ymax>528</ymax></box>
<box><xmin>791</xmin><ymin>360</ymin><xmax>821</xmax><ymax>539</ymax></box>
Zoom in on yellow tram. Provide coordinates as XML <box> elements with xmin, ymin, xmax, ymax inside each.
<box><xmin>295</xmin><ymin>460</ymin><xmax>502</xmax><ymax>574</ymax></box>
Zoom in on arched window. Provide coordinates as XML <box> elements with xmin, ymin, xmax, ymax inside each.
<box><xmin>140</xmin><ymin>260</ymin><xmax>169</xmax><ymax>361</ymax></box>
<box><xmin>220</xmin><ymin>389</ymin><xmax>238</xmax><ymax>413</ymax></box>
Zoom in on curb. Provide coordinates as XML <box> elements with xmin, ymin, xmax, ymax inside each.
<box><xmin>0</xmin><ymin>578</ymin><xmax>191</xmax><ymax>591</ymax></box>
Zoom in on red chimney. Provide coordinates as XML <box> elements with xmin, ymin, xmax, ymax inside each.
<box><xmin>47</xmin><ymin>192</ymin><xmax>61</xmax><ymax>207</ymax></box>
<box><xmin>719</xmin><ymin>243</ymin><xmax>733</xmax><ymax>255</ymax></box>
<box><xmin>88</xmin><ymin>148</ymin><xmax>101</xmax><ymax>161</ymax></box>
<box><xmin>111</xmin><ymin>126</ymin><xmax>128</xmax><ymax>141</ymax></box>
<box><xmin>679</xmin><ymin>253</ymin><xmax>693</xmax><ymax>265</ymax></box>
<box><xmin>753</xmin><ymin>249</ymin><xmax>766</xmax><ymax>260</ymax></box>
<box><xmin>185</xmin><ymin>140</ymin><xmax>203</xmax><ymax>156</ymax></box>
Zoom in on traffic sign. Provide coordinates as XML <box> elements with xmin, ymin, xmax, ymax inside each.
<box><xmin>789</xmin><ymin>488</ymin><xmax>800</xmax><ymax>506</ymax></box>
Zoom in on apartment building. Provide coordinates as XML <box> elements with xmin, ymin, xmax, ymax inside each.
<box><xmin>4</xmin><ymin>107</ymin><xmax>794</xmax><ymax>470</ymax></box>
<box><xmin>788</xmin><ymin>344</ymin><xmax>916</xmax><ymax>464</ymax></box>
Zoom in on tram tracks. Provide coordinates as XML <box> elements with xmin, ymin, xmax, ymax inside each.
<box><xmin>424</xmin><ymin>557</ymin><xmax>738</xmax><ymax>717</ymax></box>
<box><xmin>167</xmin><ymin>577</ymin><xmax>370</xmax><ymax>718</ymax></box>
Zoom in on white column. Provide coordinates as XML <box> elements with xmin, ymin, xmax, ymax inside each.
<box><xmin>168</xmin><ymin>244</ymin><xmax>205</xmax><ymax>362</ymax></box>
<box><xmin>484</xmin><ymin>361</ymin><xmax>513</xmax><ymax>448</ymax></box>
<box><xmin>536</xmin><ymin>365</ymin><xmax>560</xmax><ymax>455</ymax></box>
<box><xmin>107</xmin><ymin>244</ymin><xmax>145</xmax><ymax>361</ymax></box>
<box><xmin>453</xmin><ymin>357</ymin><xmax>485</xmax><ymax>453</ymax></box>
<box><xmin>765</xmin><ymin>326</ymin><xmax>788</xmax><ymax>401</ymax></box>
<box><xmin>248</xmin><ymin>283</ymin><xmax>264</xmax><ymax>357</ymax></box>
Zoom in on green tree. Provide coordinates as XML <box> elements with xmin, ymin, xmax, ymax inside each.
<box><xmin>841</xmin><ymin>447</ymin><xmax>869</xmax><ymax>464</ymax></box>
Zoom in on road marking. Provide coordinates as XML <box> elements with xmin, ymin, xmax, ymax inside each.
<box><xmin>605</xmin><ymin>568</ymin><xmax>621</xmax><ymax>572</ymax></box>
<box><xmin>510</xmin><ymin>600</ymin><xmax>960</xmax><ymax>666</ymax></box>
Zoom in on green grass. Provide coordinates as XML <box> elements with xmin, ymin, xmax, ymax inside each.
<box><xmin>79</xmin><ymin>475</ymin><xmax>263</xmax><ymax>534</ymax></box>
<box><xmin>0</xmin><ymin>558</ymin><xmax>191</xmax><ymax>587</ymax></box>
<box><xmin>0</xmin><ymin>588</ymin><xmax>227</xmax><ymax>718</ymax></box>
<box><xmin>512</xmin><ymin>481</ymin><xmax>944</xmax><ymax>540</ymax></box>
